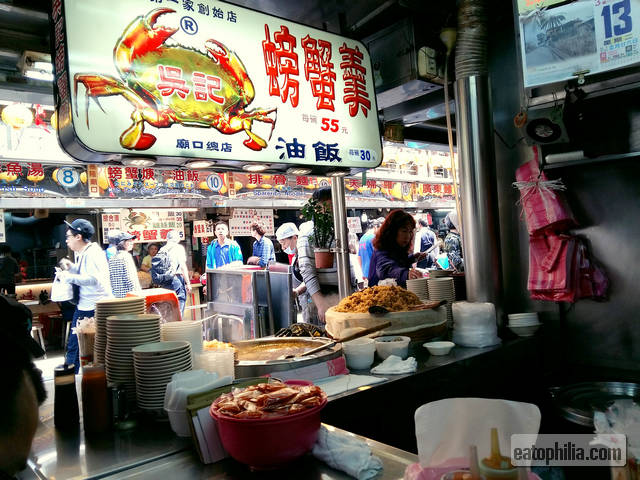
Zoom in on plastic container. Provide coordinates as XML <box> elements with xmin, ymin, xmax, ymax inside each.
<box><xmin>81</xmin><ymin>365</ymin><xmax>110</xmax><ymax>434</ymax></box>
<box><xmin>209</xmin><ymin>396</ymin><xmax>327</xmax><ymax>470</ymax></box>
<box><xmin>423</xmin><ymin>341</ymin><xmax>455</xmax><ymax>355</ymax></box>
<box><xmin>342</xmin><ymin>337</ymin><xmax>375</xmax><ymax>370</ymax></box>
<box><xmin>374</xmin><ymin>336</ymin><xmax>410</xmax><ymax>360</ymax></box>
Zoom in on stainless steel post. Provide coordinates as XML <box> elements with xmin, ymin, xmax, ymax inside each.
<box><xmin>331</xmin><ymin>177</ymin><xmax>352</xmax><ymax>299</ymax></box>
<box><xmin>455</xmin><ymin>75</ymin><xmax>502</xmax><ymax>303</ymax></box>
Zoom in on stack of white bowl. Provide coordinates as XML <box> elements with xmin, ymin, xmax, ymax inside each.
<box><xmin>507</xmin><ymin>313</ymin><xmax>541</xmax><ymax>337</ymax></box>
<box><xmin>95</xmin><ymin>297</ymin><xmax>146</xmax><ymax>365</ymax></box>
<box><xmin>194</xmin><ymin>347</ymin><xmax>235</xmax><ymax>381</ymax></box>
<box><xmin>105</xmin><ymin>313</ymin><xmax>161</xmax><ymax>404</ymax></box>
<box><xmin>132</xmin><ymin>341</ymin><xmax>193</xmax><ymax>411</ymax></box>
<box><xmin>427</xmin><ymin>277</ymin><xmax>456</xmax><ymax>325</ymax></box>
<box><xmin>406</xmin><ymin>277</ymin><xmax>429</xmax><ymax>302</ymax></box>
<box><xmin>161</xmin><ymin>321</ymin><xmax>203</xmax><ymax>360</ymax></box>
<box><xmin>428</xmin><ymin>270</ymin><xmax>453</xmax><ymax>278</ymax></box>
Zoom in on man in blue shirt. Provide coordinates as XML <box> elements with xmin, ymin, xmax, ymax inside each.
<box><xmin>414</xmin><ymin>218</ymin><xmax>438</xmax><ymax>268</ymax></box>
<box><xmin>206</xmin><ymin>222</ymin><xmax>243</xmax><ymax>269</ymax></box>
<box><xmin>358</xmin><ymin>218</ymin><xmax>382</xmax><ymax>284</ymax></box>
<box><xmin>247</xmin><ymin>222</ymin><xmax>275</xmax><ymax>268</ymax></box>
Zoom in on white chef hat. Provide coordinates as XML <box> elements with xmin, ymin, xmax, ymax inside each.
<box><xmin>275</xmin><ymin>222</ymin><xmax>299</xmax><ymax>241</ymax></box>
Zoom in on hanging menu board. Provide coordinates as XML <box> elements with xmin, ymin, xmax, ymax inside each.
<box><xmin>229</xmin><ymin>209</ymin><xmax>274</xmax><ymax>236</ymax></box>
<box><xmin>518</xmin><ymin>0</ymin><xmax>640</xmax><ymax>88</ymax></box>
<box><xmin>119</xmin><ymin>209</ymin><xmax>185</xmax><ymax>243</ymax></box>
<box><xmin>52</xmin><ymin>0</ymin><xmax>381</xmax><ymax>171</ymax></box>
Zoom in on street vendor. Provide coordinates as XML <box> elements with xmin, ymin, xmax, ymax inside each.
<box><xmin>275</xmin><ymin>222</ymin><xmax>312</xmax><ymax>321</ymax></box>
<box><xmin>368</xmin><ymin>210</ymin><xmax>427</xmax><ymax>288</ymax></box>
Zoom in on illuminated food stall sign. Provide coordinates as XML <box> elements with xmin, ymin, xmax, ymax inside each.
<box><xmin>51</xmin><ymin>0</ymin><xmax>381</xmax><ymax>172</ymax></box>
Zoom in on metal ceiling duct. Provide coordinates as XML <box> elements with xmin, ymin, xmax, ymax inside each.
<box><xmin>454</xmin><ymin>0</ymin><xmax>502</xmax><ymax>304</ymax></box>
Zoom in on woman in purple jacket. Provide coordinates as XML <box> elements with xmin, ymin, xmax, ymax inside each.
<box><xmin>368</xmin><ymin>210</ymin><xmax>427</xmax><ymax>288</ymax></box>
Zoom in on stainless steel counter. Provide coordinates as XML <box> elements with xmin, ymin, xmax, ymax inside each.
<box><xmin>100</xmin><ymin>425</ymin><xmax>417</xmax><ymax>479</ymax></box>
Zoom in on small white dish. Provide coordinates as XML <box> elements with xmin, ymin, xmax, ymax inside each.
<box><xmin>374</xmin><ymin>336</ymin><xmax>410</xmax><ymax>360</ymax></box>
<box><xmin>508</xmin><ymin>323</ymin><xmax>541</xmax><ymax>337</ymax></box>
<box><xmin>423</xmin><ymin>341</ymin><xmax>455</xmax><ymax>356</ymax></box>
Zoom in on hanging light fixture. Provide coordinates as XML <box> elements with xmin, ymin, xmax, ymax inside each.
<box><xmin>1</xmin><ymin>104</ymin><xmax>33</xmax><ymax>129</ymax></box>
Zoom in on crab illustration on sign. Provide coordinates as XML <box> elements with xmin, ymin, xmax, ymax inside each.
<box><xmin>73</xmin><ymin>8</ymin><xmax>277</xmax><ymax>152</ymax></box>
<box><xmin>125</xmin><ymin>211</ymin><xmax>149</xmax><ymax>229</ymax></box>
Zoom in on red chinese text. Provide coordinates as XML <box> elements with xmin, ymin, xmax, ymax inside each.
<box><xmin>263</xmin><ymin>25</ymin><xmax>299</xmax><ymax>107</ymax></box>
<box><xmin>157</xmin><ymin>65</ymin><xmax>190</xmax><ymax>99</ymax></box>
<box><xmin>339</xmin><ymin>43</ymin><xmax>371</xmax><ymax>118</ymax></box>
<box><xmin>302</xmin><ymin>35</ymin><xmax>335</xmax><ymax>111</ymax></box>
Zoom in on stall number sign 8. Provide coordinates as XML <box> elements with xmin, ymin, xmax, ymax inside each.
<box><xmin>56</xmin><ymin>167</ymin><xmax>80</xmax><ymax>188</ymax></box>
<box><xmin>206</xmin><ymin>173</ymin><xmax>223</xmax><ymax>193</ymax></box>
<box><xmin>600</xmin><ymin>0</ymin><xmax>632</xmax><ymax>39</ymax></box>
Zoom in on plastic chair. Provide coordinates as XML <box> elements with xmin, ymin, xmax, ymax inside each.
<box><xmin>31</xmin><ymin>322</ymin><xmax>46</xmax><ymax>358</ymax></box>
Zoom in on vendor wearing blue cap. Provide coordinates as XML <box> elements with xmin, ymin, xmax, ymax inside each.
<box><xmin>57</xmin><ymin>219</ymin><xmax>112</xmax><ymax>371</ymax></box>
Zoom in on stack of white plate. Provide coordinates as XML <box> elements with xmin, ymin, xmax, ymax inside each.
<box><xmin>507</xmin><ymin>312</ymin><xmax>541</xmax><ymax>337</ymax></box>
<box><xmin>132</xmin><ymin>341</ymin><xmax>193</xmax><ymax>411</ymax></box>
<box><xmin>194</xmin><ymin>348</ymin><xmax>235</xmax><ymax>381</ymax></box>
<box><xmin>428</xmin><ymin>270</ymin><xmax>453</xmax><ymax>278</ymax></box>
<box><xmin>161</xmin><ymin>321</ymin><xmax>203</xmax><ymax>359</ymax></box>
<box><xmin>406</xmin><ymin>278</ymin><xmax>429</xmax><ymax>302</ymax></box>
<box><xmin>105</xmin><ymin>314</ymin><xmax>161</xmax><ymax>404</ymax></box>
<box><xmin>427</xmin><ymin>278</ymin><xmax>456</xmax><ymax>325</ymax></box>
<box><xmin>95</xmin><ymin>297</ymin><xmax>146</xmax><ymax>365</ymax></box>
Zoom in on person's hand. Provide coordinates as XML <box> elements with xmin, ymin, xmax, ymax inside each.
<box><xmin>408</xmin><ymin>268</ymin><xmax>422</xmax><ymax>280</ymax></box>
<box><xmin>185</xmin><ymin>282</ymin><xmax>192</xmax><ymax>292</ymax></box>
<box><xmin>247</xmin><ymin>256</ymin><xmax>259</xmax><ymax>265</ymax></box>
<box><xmin>415</xmin><ymin>251</ymin><xmax>428</xmax><ymax>261</ymax></box>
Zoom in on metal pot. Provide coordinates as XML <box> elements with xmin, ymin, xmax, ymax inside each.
<box><xmin>233</xmin><ymin>337</ymin><xmax>342</xmax><ymax>378</ymax></box>
<box><xmin>549</xmin><ymin>381</ymin><xmax>640</xmax><ymax>428</ymax></box>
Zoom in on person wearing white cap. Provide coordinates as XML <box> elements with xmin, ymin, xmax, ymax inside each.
<box><xmin>275</xmin><ymin>222</ymin><xmax>312</xmax><ymax>322</ymax></box>
<box><xmin>157</xmin><ymin>230</ymin><xmax>191</xmax><ymax>314</ymax></box>
<box><xmin>107</xmin><ymin>231</ymin><xmax>141</xmax><ymax>298</ymax></box>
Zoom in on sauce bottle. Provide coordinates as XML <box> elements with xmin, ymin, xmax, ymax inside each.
<box><xmin>81</xmin><ymin>365</ymin><xmax>110</xmax><ymax>434</ymax></box>
<box><xmin>54</xmin><ymin>364</ymin><xmax>79</xmax><ymax>430</ymax></box>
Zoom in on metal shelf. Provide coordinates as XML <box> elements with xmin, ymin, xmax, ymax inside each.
<box><xmin>543</xmin><ymin>151</ymin><xmax>640</xmax><ymax>170</ymax></box>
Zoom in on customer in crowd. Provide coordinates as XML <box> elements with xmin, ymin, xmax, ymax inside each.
<box><xmin>298</xmin><ymin>188</ymin><xmax>357</xmax><ymax>324</ymax></box>
<box><xmin>205</xmin><ymin>221</ymin><xmax>243</xmax><ymax>269</ymax></box>
<box><xmin>348</xmin><ymin>232</ymin><xmax>364</xmax><ymax>289</ymax></box>
<box><xmin>358</xmin><ymin>218</ymin><xmax>382</xmax><ymax>285</ymax></box>
<box><xmin>0</xmin><ymin>243</ymin><xmax>19</xmax><ymax>295</ymax></box>
<box><xmin>414</xmin><ymin>218</ymin><xmax>438</xmax><ymax>269</ymax></box>
<box><xmin>247</xmin><ymin>222</ymin><xmax>275</xmax><ymax>267</ymax></box>
<box><xmin>105</xmin><ymin>230</ymin><xmax>120</xmax><ymax>261</ymax></box>
<box><xmin>58</xmin><ymin>219</ymin><xmax>112</xmax><ymax>372</ymax></box>
<box><xmin>368</xmin><ymin>209</ymin><xmax>428</xmax><ymax>288</ymax></box>
<box><xmin>444</xmin><ymin>211</ymin><xmax>464</xmax><ymax>272</ymax></box>
<box><xmin>276</xmin><ymin>222</ymin><xmax>313</xmax><ymax>321</ymax></box>
<box><xmin>158</xmin><ymin>230</ymin><xmax>191</xmax><ymax>314</ymax></box>
<box><xmin>0</xmin><ymin>295</ymin><xmax>46</xmax><ymax>478</ymax></box>
<box><xmin>107</xmin><ymin>231</ymin><xmax>141</xmax><ymax>298</ymax></box>
<box><xmin>140</xmin><ymin>243</ymin><xmax>160</xmax><ymax>272</ymax></box>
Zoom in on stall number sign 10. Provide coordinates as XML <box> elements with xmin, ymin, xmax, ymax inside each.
<box><xmin>206</xmin><ymin>173</ymin><xmax>224</xmax><ymax>193</ymax></box>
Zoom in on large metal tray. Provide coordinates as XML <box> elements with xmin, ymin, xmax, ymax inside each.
<box><xmin>233</xmin><ymin>337</ymin><xmax>342</xmax><ymax>378</ymax></box>
<box><xmin>550</xmin><ymin>381</ymin><xmax>640</xmax><ymax>427</ymax></box>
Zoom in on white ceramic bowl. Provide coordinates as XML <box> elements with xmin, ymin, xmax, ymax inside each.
<box><xmin>423</xmin><ymin>341</ymin><xmax>455</xmax><ymax>356</ymax></box>
<box><xmin>374</xmin><ymin>336</ymin><xmax>410</xmax><ymax>360</ymax></box>
<box><xmin>342</xmin><ymin>338</ymin><xmax>375</xmax><ymax>370</ymax></box>
<box><xmin>508</xmin><ymin>323</ymin><xmax>541</xmax><ymax>337</ymax></box>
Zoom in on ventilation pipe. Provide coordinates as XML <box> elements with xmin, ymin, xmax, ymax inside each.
<box><xmin>453</xmin><ymin>0</ymin><xmax>502</xmax><ymax>303</ymax></box>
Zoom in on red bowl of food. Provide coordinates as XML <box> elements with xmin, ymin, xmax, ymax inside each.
<box><xmin>209</xmin><ymin>382</ymin><xmax>327</xmax><ymax>470</ymax></box>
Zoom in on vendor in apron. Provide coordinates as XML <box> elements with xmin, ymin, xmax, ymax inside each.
<box><xmin>275</xmin><ymin>223</ymin><xmax>313</xmax><ymax>322</ymax></box>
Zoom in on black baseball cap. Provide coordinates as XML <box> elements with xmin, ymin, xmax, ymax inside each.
<box><xmin>64</xmin><ymin>218</ymin><xmax>95</xmax><ymax>239</ymax></box>
<box><xmin>0</xmin><ymin>295</ymin><xmax>45</xmax><ymax>358</ymax></box>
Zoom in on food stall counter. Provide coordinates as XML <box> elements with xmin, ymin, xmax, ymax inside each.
<box><xmin>98</xmin><ymin>425</ymin><xmax>417</xmax><ymax>479</ymax></box>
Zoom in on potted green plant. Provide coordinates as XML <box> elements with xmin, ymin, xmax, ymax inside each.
<box><xmin>301</xmin><ymin>197</ymin><xmax>335</xmax><ymax>268</ymax></box>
